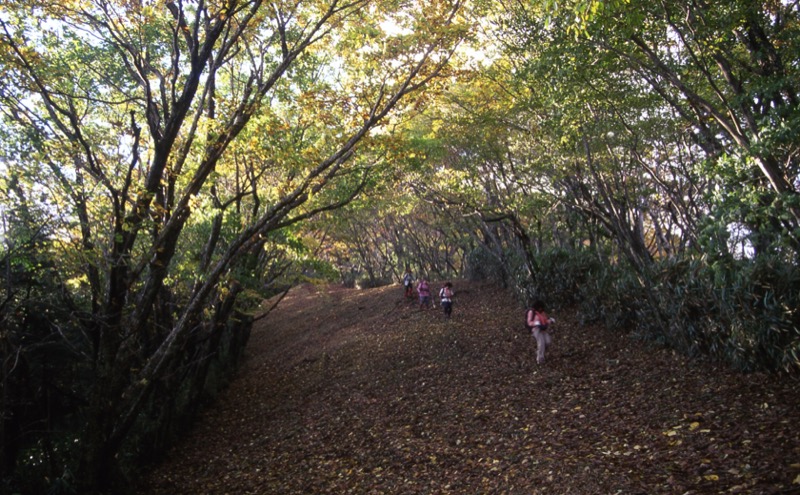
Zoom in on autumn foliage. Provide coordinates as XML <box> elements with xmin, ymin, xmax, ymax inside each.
<box><xmin>139</xmin><ymin>281</ymin><xmax>800</xmax><ymax>494</ymax></box>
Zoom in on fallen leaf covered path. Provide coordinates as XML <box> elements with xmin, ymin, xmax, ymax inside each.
<box><xmin>137</xmin><ymin>280</ymin><xmax>800</xmax><ymax>494</ymax></box>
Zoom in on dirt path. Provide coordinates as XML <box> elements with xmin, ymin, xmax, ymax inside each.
<box><xmin>137</xmin><ymin>280</ymin><xmax>800</xmax><ymax>494</ymax></box>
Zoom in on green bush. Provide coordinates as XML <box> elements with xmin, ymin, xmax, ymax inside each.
<box><xmin>465</xmin><ymin>245</ymin><xmax>508</xmax><ymax>286</ymax></box>
<box><xmin>632</xmin><ymin>254</ymin><xmax>799</xmax><ymax>372</ymax></box>
<box><xmin>511</xmin><ymin>246</ymin><xmax>800</xmax><ymax>373</ymax></box>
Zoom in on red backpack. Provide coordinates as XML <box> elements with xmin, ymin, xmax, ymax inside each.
<box><xmin>524</xmin><ymin>309</ymin><xmax>549</xmax><ymax>331</ymax></box>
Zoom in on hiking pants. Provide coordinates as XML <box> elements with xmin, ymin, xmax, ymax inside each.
<box><xmin>533</xmin><ymin>328</ymin><xmax>552</xmax><ymax>364</ymax></box>
<box><xmin>442</xmin><ymin>301</ymin><xmax>452</xmax><ymax>318</ymax></box>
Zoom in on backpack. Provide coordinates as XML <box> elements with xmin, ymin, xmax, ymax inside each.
<box><xmin>439</xmin><ymin>287</ymin><xmax>452</xmax><ymax>301</ymax></box>
<box><xmin>524</xmin><ymin>309</ymin><xmax>533</xmax><ymax>330</ymax></box>
<box><xmin>525</xmin><ymin>309</ymin><xmax>549</xmax><ymax>331</ymax></box>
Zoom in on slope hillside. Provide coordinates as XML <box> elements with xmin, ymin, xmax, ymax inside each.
<box><xmin>137</xmin><ymin>280</ymin><xmax>800</xmax><ymax>494</ymax></box>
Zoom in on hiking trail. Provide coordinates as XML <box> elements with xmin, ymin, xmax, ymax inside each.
<box><xmin>137</xmin><ymin>280</ymin><xmax>800</xmax><ymax>494</ymax></box>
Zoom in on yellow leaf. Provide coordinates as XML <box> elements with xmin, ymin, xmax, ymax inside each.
<box><xmin>704</xmin><ymin>474</ymin><xmax>719</xmax><ymax>481</ymax></box>
<box><xmin>794</xmin><ymin>474</ymin><xmax>800</xmax><ymax>485</ymax></box>
<box><xmin>689</xmin><ymin>422</ymin><xmax>700</xmax><ymax>430</ymax></box>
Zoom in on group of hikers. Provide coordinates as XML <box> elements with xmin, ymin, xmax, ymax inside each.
<box><xmin>401</xmin><ymin>267</ymin><xmax>556</xmax><ymax>364</ymax></box>
<box><xmin>402</xmin><ymin>267</ymin><xmax>454</xmax><ymax>319</ymax></box>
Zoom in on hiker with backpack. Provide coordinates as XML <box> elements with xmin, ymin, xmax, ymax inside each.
<box><xmin>438</xmin><ymin>282</ymin><xmax>454</xmax><ymax>319</ymax></box>
<box><xmin>525</xmin><ymin>300</ymin><xmax>556</xmax><ymax>364</ymax></box>
<box><xmin>402</xmin><ymin>267</ymin><xmax>414</xmax><ymax>300</ymax></box>
<box><xmin>417</xmin><ymin>277</ymin><xmax>432</xmax><ymax>309</ymax></box>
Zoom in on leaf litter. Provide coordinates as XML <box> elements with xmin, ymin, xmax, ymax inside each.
<box><xmin>137</xmin><ymin>280</ymin><xmax>800</xmax><ymax>494</ymax></box>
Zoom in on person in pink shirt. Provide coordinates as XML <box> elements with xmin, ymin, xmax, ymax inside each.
<box><xmin>417</xmin><ymin>277</ymin><xmax>432</xmax><ymax>309</ymax></box>
<box><xmin>526</xmin><ymin>300</ymin><xmax>556</xmax><ymax>364</ymax></box>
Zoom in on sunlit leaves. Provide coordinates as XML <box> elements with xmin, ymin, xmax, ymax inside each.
<box><xmin>0</xmin><ymin>0</ymin><xmax>475</xmax><ymax>489</ymax></box>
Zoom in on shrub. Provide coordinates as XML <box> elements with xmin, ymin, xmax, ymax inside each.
<box><xmin>510</xmin><ymin>246</ymin><xmax>800</xmax><ymax>373</ymax></box>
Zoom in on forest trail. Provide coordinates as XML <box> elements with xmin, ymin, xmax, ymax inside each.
<box><xmin>137</xmin><ymin>280</ymin><xmax>800</xmax><ymax>494</ymax></box>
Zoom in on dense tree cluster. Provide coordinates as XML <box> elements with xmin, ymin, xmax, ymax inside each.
<box><xmin>0</xmin><ymin>0</ymin><xmax>467</xmax><ymax>492</ymax></box>
<box><xmin>318</xmin><ymin>0</ymin><xmax>800</xmax><ymax>374</ymax></box>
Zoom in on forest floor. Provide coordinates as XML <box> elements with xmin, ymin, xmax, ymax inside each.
<box><xmin>136</xmin><ymin>280</ymin><xmax>800</xmax><ymax>495</ymax></box>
